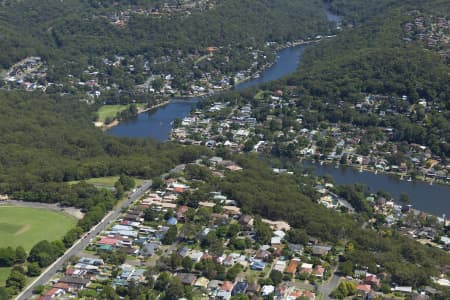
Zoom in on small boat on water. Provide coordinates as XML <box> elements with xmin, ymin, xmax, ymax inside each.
<box><xmin>407</xmin><ymin>177</ymin><xmax>412</xmax><ymax>182</ymax></box>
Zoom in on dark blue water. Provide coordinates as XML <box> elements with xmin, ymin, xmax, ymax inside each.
<box><xmin>235</xmin><ymin>46</ymin><xmax>305</xmax><ymax>91</ymax></box>
<box><xmin>304</xmin><ymin>162</ymin><xmax>450</xmax><ymax>216</ymax></box>
<box><xmin>107</xmin><ymin>100</ymin><xmax>197</xmax><ymax>140</ymax></box>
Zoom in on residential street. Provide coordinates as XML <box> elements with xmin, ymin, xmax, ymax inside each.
<box><xmin>15</xmin><ymin>181</ymin><xmax>152</xmax><ymax>300</ymax></box>
<box><xmin>317</xmin><ymin>269</ymin><xmax>341</xmax><ymax>300</ymax></box>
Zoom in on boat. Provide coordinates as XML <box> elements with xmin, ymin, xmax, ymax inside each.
<box><xmin>407</xmin><ymin>177</ymin><xmax>412</xmax><ymax>182</ymax></box>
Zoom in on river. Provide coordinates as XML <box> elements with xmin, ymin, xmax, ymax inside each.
<box><xmin>303</xmin><ymin>162</ymin><xmax>450</xmax><ymax>216</ymax></box>
<box><xmin>107</xmin><ymin>45</ymin><xmax>306</xmax><ymax>140</ymax></box>
<box><xmin>108</xmin><ymin>6</ymin><xmax>450</xmax><ymax>216</ymax></box>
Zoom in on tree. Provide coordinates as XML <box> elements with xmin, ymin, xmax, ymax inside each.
<box><xmin>399</xmin><ymin>192</ymin><xmax>410</xmax><ymax>205</ymax></box>
<box><xmin>162</xmin><ymin>226</ymin><xmax>178</xmax><ymax>245</ymax></box>
<box><xmin>165</xmin><ymin>277</ymin><xmax>184</xmax><ymax>300</ymax></box>
<box><xmin>286</xmin><ymin>229</ymin><xmax>309</xmax><ymax>245</ymax></box>
<box><xmin>6</xmin><ymin>270</ymin><xmax>27</xmax><ymax>294</ymax></box>
<box><xmin>269</xmin><ymin>270</ymin><xmax>283</xmax><ymax>285</ymax></box>
<box><xmin>0</xmin><ymin>247</ymin><xmax>16</xmax><ymax>267</ymax></box>
<box><xmin>182</xmin><ymin>256</ymin><xmax>194</xmax><ymax>271</ymax></box>
<box><xmin>155</xmin><ymin>272</ymin><xmax>171</xmax><ymax>291</ymax></box>
<box><xmin>340</xmin><ymin>261</ymin><xmax>353</xmax><ymax>277</ymax></box>
<box><xmin>254</xmin><ymin>217</ymin><xmax>272</xmax><ymax>244</ymax></box>
<box><xmin>15</xmin><ymin>246</ymin><xmax>27</xmax><ymax>264</ymax></box>
<box><xmin>99</xmin><ymin>284</ymin><xmax>119</xmax><ymax>300</ymax></box>
<box><xmin>226</xmin><ymin>264</ymin><xmax>242</xmax><ymax>281</ymax></box>
<box><xmin>27</xmin><ymin>262</ymin><xmax>41</xmax><ymax>277</ymax></box>
<box><xmin>0</xmin><ymin>287</ymin><xmax>11</xmax><ymax>300</ymax></box>
<box><xmin>143</xmin><ymin>207</ymin><xmax>158</xmax><ymax>222</ymax></box>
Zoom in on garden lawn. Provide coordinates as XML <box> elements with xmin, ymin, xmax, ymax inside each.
<box><xmin>0</xmin><ymin>206</ymin><xmax>76</xmax><ymax>251</ymax></box>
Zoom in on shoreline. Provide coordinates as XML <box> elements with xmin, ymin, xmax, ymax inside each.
<box><xmin>304</xmin><ymin>158</ymin><xmax>450</xmax><ymax>187</ymax></box>
<box><xmin>95</xmin><ymin>100</ymin><xmax>171</xmax><ymax>131</ymax></box>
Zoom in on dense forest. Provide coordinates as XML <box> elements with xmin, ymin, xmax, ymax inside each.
<box><xmin>0</xmin><ymin>0</ymin><xmax>330</xmax><ymax>74</ymax></box>
<box><xmin>0</xmin><ymin>91</ymin><xmax>209</xmax><ymax>201</ymax></box>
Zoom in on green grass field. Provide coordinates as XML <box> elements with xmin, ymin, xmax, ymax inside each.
<box><xmin>0</xmin><ymin>267</ymin><xmax>11</xmax><ymax>286</ymax></box>
<box><xmin>69</xmin><ymin>176</ymin><xmax>146</xmax><ymax>190</ymax></box>
<box><xmin>97</xmin><ymin>105</ymin><xmax>128</xmax><ymax>122</ymax></box>
<box><xmin>97</xmin><ymin>104</ymin><xmax>147</xmax><ymax>122</ymax></box>
<box><xmin>0</xmin><ymin>206</ymin><xmax>76</xmax><ymax>251</ymax></box>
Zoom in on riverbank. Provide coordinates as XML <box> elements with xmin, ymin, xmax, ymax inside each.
<box><xmin>306</xmin><ymin>159</ymin><xmax>449</xmax><ymax>187</ymax></box>
<box><xmin>95</xmin><ymin>100</ymin><xmax>171</xmax><ymax>131</ymax></box>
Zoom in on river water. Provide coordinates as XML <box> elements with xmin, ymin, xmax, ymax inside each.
<box><xmin>108</xmin><ymin>5</ymin><xmax>450</xmax><ymax>215</ymax></box>
<box><xmin>108</xmin><ymin>45</ymin><xmax>306</xmax><ymax>140</ymax></box>
<box><xmin>303</xmin><ymin>162</ymin><xmax>450</xmax><ymax>216</ymax></box>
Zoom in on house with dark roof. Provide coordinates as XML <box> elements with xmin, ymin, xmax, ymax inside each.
<box><xmin>58</xmin><ymin>276</ymin><xmax>90</xmax><ymax>291</ymax></box>
<box><xmin>232</xmin><ymin>281</ymin><xmax>248</xmax><ymax>296</ymax></box>
<box><xmin>176</xmin><ymin>273</ymin><xmax>197</xmax><ymax>286</ymax></box>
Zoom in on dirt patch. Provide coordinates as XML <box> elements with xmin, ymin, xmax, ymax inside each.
<box><xmin>3</xmin><ymin>200</ymin><xmax>84</xmax><ymax>219</ymax></box>
<box><xmin>15</xmin><ymin>224</ymin><xmax>31</xmax><ymax>236</ymax></box>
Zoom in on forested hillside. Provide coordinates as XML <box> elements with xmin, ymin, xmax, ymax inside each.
<box><xmin>0</xmin><ymin>91</ymin><xmax>209</xmax><ymax>201</ymax></box>
<box><xmin>272</xmin><ymin>0</ymin><xmax>450</xmax><ymax>157</ymax></box>
<box><xmin>0</xmin><ymin>0</ymin><xmax>329</xmax><ymax>71</ymax></box>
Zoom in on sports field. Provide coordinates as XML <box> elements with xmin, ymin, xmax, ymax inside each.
<box><xmin>0</xmin><ymin>206</ymin><xmax>76</xmax><ymax>251</ymax></box>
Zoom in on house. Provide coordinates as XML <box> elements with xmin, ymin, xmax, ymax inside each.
<box><xmin>232</xmin><ymin>281</ymin><xmax>248</xmax><ymax>295</ymax></box>
<box><xmin>288</xmin><ymin>243</ymin><xmax>304</xmax><ymax>255</ymax></box>
<box><xmin>311</xmin><ymin>245</ymin><xmax>331</xmax><ymax>256</ymax></box>
<box><xmin>176</xmin><ymin>205</ymin><xmax>189</xmax><ymax>219</ymax></box>
<box><xmin>97</xmin><ymin>237</ymin><xmax>120</xmax><ymax>247</ymax></box>
<box><xmin>393</xmin><ymin>286</ymin><xmax>413</xmax><ymax>294</ymax></box>
<box><xmin>255</xmin><ymin>249</ymin><xmax>271</xmax><ymax>260</ymax></box>
<box><xmin>356</xmin><ymin>284</ymin><xmax>371</xmax><ymax>297</ymax></box>
<box><xmin>221</xmin><ymin>281</ymin><xmax>234</xmax><ymax>292</ymax></box>
<box><xmin>209</xmin><ymin>156</ymin><xmax>223</xmax><ymax>166</ymax></box>
<box><xmin>78</xmin><ymin>257</ymin><xmax>104</xmax><ymax>266</ymax></box>
<box><xmin>176</xmin><ymin>273</ymin><xmax>197</xmax><ymax>286</ymax></box>
<box><xmin>142</xmin><ymin>241</ymin><xmax>161</xmax><ymax>256</ymax></box>
<box><xmin>313</xmin><ymin>265</ymin><xmax>325</xmax><ymax>278</ymax></box>
<box><xmin>273</xmin><ymin>260</ymin><xmax>287</xmax><ymax>272</ymax></box>
<box><xmin>208</xmin><ymin>280</ymin><xmax>223</xmax><ymax>290</ymax></box>
<box><xmin>58</xmin><ymin>276</ymin><xmax>90</xmax><ymax>291</ymax></box>
<box><xmin>364</xmin><ymin>274</ymin><xmax>380</xmax><ymax>287</ymax></box>
<box><xmin>194</xmin><ymin>277</ymin><xmax>210</xmax><ymax>289</ymax></box>
<box><xmin>250</xmin><ymin>260</ymin><xmax>266</xmax><ymax>271</ymax></box>
<box><xmin>271</xmin><ymin>236</ymin><xmax>282</xmax><ymax>246</ymax></box>
<box><xmin>44</xmin><ymin>287</ymin><xmax>65</xmax><ymax>299</ymax></box>
<box><xmin>285</xmin><ymin>259</ymin><xmax>300</xmax><ymax>275</ymax></box>
<box><xmin>216</xmin><ymin>290</ymin><xmax>231</xmax><ymax>300</ymax></box>
<box><xmin>246</xmin><ymin>282</ymin><xmax>261</xmax><ymax>295</ymax></box>
<box><xmin>300</xmin><ymin>263</ymin><xmax>313</xmax><ymax>275</ymax></box>
<box><xmin>178</xmin><ymin>246</ymin><xmax>190</xmax><ymax>258</ymax></box>
<box><xmin>261</xmin><ymin>285</ymin><xmax>275</xmax><ymax>296</ymax></box>
<box><xmin>189</xmin><ymin>251</ymin><xmax>204</xmax><ymax>263</ymax></box>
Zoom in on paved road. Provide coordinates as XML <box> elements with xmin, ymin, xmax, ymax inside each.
<box><xmin>16</xmin><ymin>181</ymin><xmax>152</xmax><ymax>300</ymax></box>
<box><xmin>317</xmin><ymin>269</ymin><xmax>341</xmax><ymax>300</ymax></box>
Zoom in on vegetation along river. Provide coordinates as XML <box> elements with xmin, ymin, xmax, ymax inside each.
<box><xmin>108</xmin><ymin>6</ymin><xmax>450</xmax><ymax>216</ymax></box>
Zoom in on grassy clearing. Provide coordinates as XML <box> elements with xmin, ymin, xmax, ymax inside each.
<box><xmin>97</xmin><ymin>105</ymin><xmax>128</xmax><ymax>122</ymax></box>
<box><xmin>0</xmin><ymin>206</ymin><xmax>76</xmax><ymax>251</ymax></box>
<box><xmin>69</xmin><ymin>176</ymin><xmax>146</xmax><ymax>189</ymax></box>
<box><xmin>97</xmin><ymin>104</ymin><xmax>147</xmax><ymax>122</ymax></box>
<box><xmin>0</xmin><ymin>267</ymin><xmax>11</xmax><ymax>286</ymax></box>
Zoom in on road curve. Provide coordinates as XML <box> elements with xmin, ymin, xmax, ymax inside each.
<box><xmin>16</xmin><ymin>181</ymin><xmax>152</xmax><ymax>300</ymax></box>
